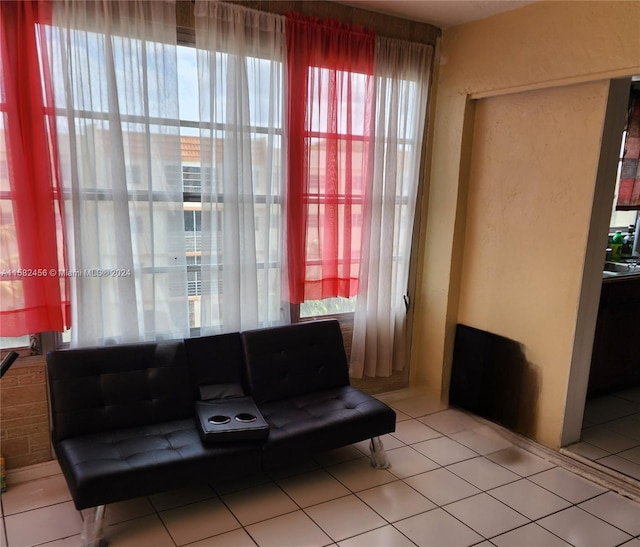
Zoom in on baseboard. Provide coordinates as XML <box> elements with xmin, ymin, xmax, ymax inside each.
<box><xmin>6</xmin><ymin>459</ymin><xmax>61</xmax><ymax>485</ymax></box>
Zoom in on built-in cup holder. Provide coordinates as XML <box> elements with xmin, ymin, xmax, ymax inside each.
<box><xmin>235</xmin><ymin>413</ymin><xmax>257</xmax><ymax>423</ymax></box>
<box><xmin>208</xmin><ymin>415</ymin><xmax>231</xmax><ymax>425</ymax></box>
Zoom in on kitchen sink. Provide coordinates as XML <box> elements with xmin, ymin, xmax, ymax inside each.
<box><xmin>603</xmin><ymin>260</ymin><xmax>640</xmax><ymax>276</ymax></box>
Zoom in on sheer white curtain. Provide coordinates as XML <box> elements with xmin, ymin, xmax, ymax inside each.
<box><xmin>350</xmin><ymin>38</ymin><xmax>432</xmax><ymax>378</ymax></box>
<box><xmin>195</xmin><ymin>1</ymin><xmax>288</xmax><ymax>333</ymax></box>
<box><xmin>52</xmin><ymin>0</ymin><xmax>189</xmax><ymax>346</ymax></box>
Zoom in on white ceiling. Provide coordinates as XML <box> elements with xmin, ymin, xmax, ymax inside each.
<box><xmin>334</xmin><ymin>0</ymin><xmax>536</xmax><ymax>29</ymax></box>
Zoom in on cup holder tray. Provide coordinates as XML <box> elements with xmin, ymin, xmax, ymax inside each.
<box><xmin>195</xmin><ymin>397</ymin><xmax>269</xmax><ymax>443</ymax></box>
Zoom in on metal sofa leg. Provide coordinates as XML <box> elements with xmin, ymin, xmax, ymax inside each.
<box><xmin>368</xmin><ymin>436</ymin><xmax>390</xmax><ymax>469</ymax></box>
<box><xmin>81</xmin><ymin>504</ymin><xmax>107</xmax><ymax>547</ymax></box>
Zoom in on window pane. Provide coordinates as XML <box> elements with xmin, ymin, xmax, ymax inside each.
<box><xmin>300</xmin><ymin>296</ymin><xmax>356</xmax><ymax>318</ymax></box>
<box><xmin>0</xmin><ymin>335</ymin><xmax>29</xmax><ymax>350</ymax></box>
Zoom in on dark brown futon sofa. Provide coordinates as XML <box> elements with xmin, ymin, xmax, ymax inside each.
<box><xmin>46</xmin><ymin>319</ymin><xmax>396</xmax><ymax>546</ymax></box>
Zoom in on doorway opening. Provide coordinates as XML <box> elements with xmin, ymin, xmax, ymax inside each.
<box><xmin>563</xmin><ymin>79</ymin><xmax>640</xmax><ymax>484</ymax></box>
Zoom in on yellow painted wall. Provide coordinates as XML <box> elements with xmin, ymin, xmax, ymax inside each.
<box><xmin>459</xmin><ymin>83</ymin><xmax>609</xmax><ymax>445</ymax></box>
<box><xmin>412</xmin><ymin>0</ymin><xmax>640</xmax><ymax>447</ymax></box>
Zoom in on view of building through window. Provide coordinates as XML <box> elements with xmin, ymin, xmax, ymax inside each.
<box><xmin>176</xmin><ymin>45</ymin><xmax>359</xmax><ymax>333</ymax></box>
<box><xmin>0</xmin><ymin>42</ymin><xmax>372</xmax><ymax>349</ymax></box>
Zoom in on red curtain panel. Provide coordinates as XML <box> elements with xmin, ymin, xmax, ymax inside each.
<box><xmin>285</xmin><ymin>13</ymin><xmax>374</xmax><ymax>304</ymax></box>
<box><xmin>617</xmin><ymin>89</ymin><xmax>640</xmax><ymax>211</ymax></box>
<box><xmin>0</xmin><ymin>0</ymin><xmax>69</xmax><ymax>336</ymax></box>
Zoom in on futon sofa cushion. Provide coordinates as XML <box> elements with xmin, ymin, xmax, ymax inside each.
<box><xmin>184</xmin><ymin>333</ymin><xmax>247</xmax><ymax>399</ymax></box>
<box><xmin>47</xmin><ymin>340</ymin><xmax>192</xmax><ymax>443</ymax></box>
<box><xmin>258</xmin><ymin>385</ymin><xmax>397</xmax><ymax>468</ymax></box>
<box><xmin>57</xmin><ymin>418</ymin><xmax>262</xmax><ymax>509</ymax></box>
<box><xmin>241</xmin><ymin>321</ymin><xmax>350</xmax><ymax>405</ymax></box>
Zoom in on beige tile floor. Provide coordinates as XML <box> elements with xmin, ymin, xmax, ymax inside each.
<box><xmin>1</xmin><ymin>392</ymin><xmax>639</xmax><ymax>547</ymax></box>
<box><xmin>565</xmin><ymin>386</ymin><xmax>640</xmax><ymax>481</ymax></box>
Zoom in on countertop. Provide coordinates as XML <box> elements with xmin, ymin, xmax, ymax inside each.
<box><xmin>602</xmin><ymin>271</ymin><xmax>640</xmax><ymax>281</ymax></box>
<box><xmin>602</xmin><ymin>261</ymin><xmax>640</xmax><ymax>281</ymax></box>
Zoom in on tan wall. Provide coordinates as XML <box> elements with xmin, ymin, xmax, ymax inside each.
<box><xmin>458</xmin><ymin>82</ymin><xmax>609</xmax><ymax>446</ymax></box>
<box><xmin>412</xmin><ymin>0</ymin><xmax>640</xmax><ymax>447</ymax></box>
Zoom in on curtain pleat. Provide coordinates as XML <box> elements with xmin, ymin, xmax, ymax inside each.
<box><xmin>195</xmin><ymin>1</ymin><xmax>288</xmax><ymax>333</ymax></box>
<box><xmin>350</xmin><ymin>37</ymin><xmax>432</xmax><ymax>378</ymax></box>
<box><xmin>285</xmin><ymin>13</ymin><xmax>375</xmax><ymax>304</ymax></box>
<box><xmin>52</xmin><ymin>0</ymin><xmax>189</xmax><ymax>346</ymax></box>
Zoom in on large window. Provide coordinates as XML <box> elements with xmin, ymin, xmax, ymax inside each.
<box><xmin>2</xmin><ymin>3</ymin><xmax>431</xmax><ymax>367</ymax></box>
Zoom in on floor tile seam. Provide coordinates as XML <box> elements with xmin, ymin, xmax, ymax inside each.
<box><xmin>583</xmin><ymin>421</ymin><xmax>640</xmax><ymax>439</ymax></box>
<box><xmin>593</xmin><ymin>426</ymin><xmax>640</xmax><ymax>439</ymax></box>
<box><xmin>468</xmin><ymin>416</ymin><xmax>640</xmax><ymax>501</ymax></box>
<box><xmin>411</xmin><ymin>480</ymin><xmax>485</xmax><ymax>509</ymax></box>
<box><xmin>321</xmin><ymin>456</ymin><xmax>381</xmax><ymax>491</ymax></box>
<box><xmin>207</xmin><ymin>488</ymin><xmax>271</xmax><ymax>534</ymax></box>
<box><xmin>574</xmin><ymin>438</ymin><xmax>615</xmax><ymax>457</ymax></box>
<box><xmin>296</xmin><ymin>466</ymin><xmax>437</xmax><ymax>541</ymax></box>
<box><xmin>211</xmin><ymin>476</ymin><xmax>274</xmax><ymax>497</ymax></box>
<box><xmin>162</xmin><ymin>509</ymin><xmax>260</xmax><ymax>547</ymax></box>
<box><xmin>389</xmin><ymin>432</ymin><xmax>447</xmax><ymax>446</ymax></box>
<box><xmin>585</xmin><ymin>410</ymin><xmax>640</xmax><ymax>423</ymax></box>
<box><xmin>387</xmin><ymin>467</ymin><xmax>442</xmax><ymax>481</ymax></box>
<box><xmin>395</xmin><ymin>474</ymin><xmax>455</xmax><ymax>507</ymax></box>
<box><xmin>3</xmin><ymin>506</ymin><xmax>83</xmax><ymax>547</ymax></box>
<box><xmin>314</xmin><ymin>452</ymin><xmax>370</xmax><ymax>472</ymax></box>
<box><xmin>412</xmin><ymin>446</ymin><xmax>483</xmax><ymax>467</ymax></box>
<box><xmin>0</xmin><ymin>517</ymin><xmax>7</xmax><ymax>547</ymax></box>
<box><xmin>286</xmin><ymin>490</ymin><xmax>354</xmax><ymax>511</ymax></box>
<box><xmin>25</xmin><ymin>532</ymin><xmax>82</xmax><ymax>547</ymax></box>
<box><xmin>149</xmin><ymin>486</ymin><xmax>220</xmax><ymax>513</ymax></box>
<box><xmin>386</xmin><ymin>446</ymin><xmax>443</xmax><ymax>478</ymax></box>
<box><xmin>576</xmin><ymin>497</ymin><xmax>640</xmax><ymax>537</ymax></box>
<box><xmin>299</xmin><ymin>500</ymin><xmax>391</xmax><ymax>544</ymax></box>
<box><xmin>582</xmin><ymin>437</ymin><xmax>640</xmax><ymax>454</ymax></box>
<box><xmin>386</xmin><ymin>522</ymin><xmax>421</xmax><ymax>547</ymax></box>
<box><xmin>352</xmin><ymin>478</ymin><xmax>437</xmax><ymax>524</ymax></box>
<box><xmin>330</xmin><ymin>521</ymin><xmax>399</xmax><ymax>545</ymax></box>
<box><xmin>150</xmin><ymin>510</ymin><xmax>180</xmax><ymax>547</ymax></box>
<box><xmin>1</xmin><ymin>498</ymin><xmax>75</xmax><ymax>519</ymax></box>
<box><xmin>155</xmin><ymin>493</ymin><xmax>230</xmax><ymax>520</ymax></box>
<box><xmin>594</xmin><ymin>455</ymin><xmax>640</xmax><ymax>476</ymax></box>
<box><xmin>582</xmin><ymin>422</ymin><xmax>638</xmax><ymax>433</ymax></box>
<box><xmin>414</xmin><ymin>408</ymin><xmax>453</xmax><ymax>427</ymax></box>
<box><xmin>605</xmin><ymin>397</ymin><xmax>640</xmax><ymax>409</ymax></box>
<box><xmin>442</xmin><ymin>495</ymin><xmax>631</xmax><ymax>545</ymax></box>
<box><xmin>242</xmin><ymin>518</ymin><xmax>314</xmax><ymax>547</ymax></box>
<box><xmin>526</xmin><ymin>476</ymin><xmax>614</xmax><ymax>506</ymax></box>
<box><xmin>482</xmin><ymin>481</ymin><xmax>574</xmax><ymax>521</ymax></box>
<box><xmin>442</xmin><ymin>456</ymin><xmax>522</xmax><ymax>491</ymax></box>
<box><xmin>223</xmin><ymin>477</ymin><xmax>308</xmax><ymax>529</ymax></box>
<box><xmin>439</xmin><ymin>434</ymin><xmax>632</xmax><ymax>505</ymax></box>
<box><xmin>441</xmin><ymin>490</ymin><xmax>537</xmax><ymax>536</ymax></box>
<box><xmin>533</xmin><ymin>505</ymin><xmax>636</xmax><ymax>545</ymax></box>
<box><xmin>557</xmin><ymin>449</ymin><xmax>640</xmax><ymax>501</ymax></box>
<box><xmin>489</xmin><ymin>518</ymin><xmax>572</xmax><ymax>546</ymax></box>
<box><xmin>436</xmin><ymin>500</ymin><xmax>520</xmax><ymax>543</ymax></box>
<box><xmin>611</xmin><ymin>449</ymin><xmax>640</xmax><ymax>464</ymax></box>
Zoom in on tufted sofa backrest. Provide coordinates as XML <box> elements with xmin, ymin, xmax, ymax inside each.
<box><xmin>184</xmin><ymin>333</ymin><xmax>246</xmax><ymax>399</ymax></box>
<box><xmin>241</xmin><ymin>319</ymin><xmax>350</xmax><ymax>405</ymax></box>
<box><xmin>47</xmin><ymin>340</ymin><xmax>192</xmax><ymax>442</ymax></box>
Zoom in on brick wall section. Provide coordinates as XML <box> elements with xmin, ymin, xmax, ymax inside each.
<box><xmin>0</xmin><ymin>354</ymin><xmax>52</xmax><ymax>469</ymax></box>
